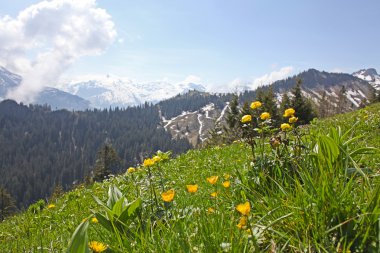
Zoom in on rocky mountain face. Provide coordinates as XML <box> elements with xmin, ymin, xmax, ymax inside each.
<box><xmin>353</xmin><ymin>68</ymin><xmax>380</xmax><ymax>91</ymax></box>
<box><xmin>271</xmin><ymin>69</ymin><xmax>375</xmax><ymax>108</ymax></box>
<box><xmin>0</xmin><ymin>67</ymin><xmax>90</xmax><ymax>111</ymax></box>
<box><xmin>161</xmin><ymin>69</ymin><xmax>377</xmax><ymax>146</ymax></box>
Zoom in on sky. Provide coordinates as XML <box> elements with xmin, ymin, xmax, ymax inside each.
<box><xmin>0</xmin><ymin>0</ymin><xmax>379</xmax><ymax>101</ymax></box>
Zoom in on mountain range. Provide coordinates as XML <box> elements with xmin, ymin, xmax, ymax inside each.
<box><xmin>0</xmin><ymin>66</ymin><xmax>379</xmax><ymax>111</ymax></box>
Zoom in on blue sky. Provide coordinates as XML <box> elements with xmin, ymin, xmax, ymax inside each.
<box><xmin>1</xmin><ymin>0</ymin><xmax>379</xmax><ymax>91</ymax></box>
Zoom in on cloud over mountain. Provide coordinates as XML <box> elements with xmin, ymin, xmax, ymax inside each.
<box><xmin>0</xmin><ymin>0</ymin><xmax>116</xmax><ymax>103</ymax></box>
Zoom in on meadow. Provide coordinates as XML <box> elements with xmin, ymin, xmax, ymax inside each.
<box><xmin>1</xmin><ymin>103</ymin><xmax>379</xmax><ymax>252</ymax></box>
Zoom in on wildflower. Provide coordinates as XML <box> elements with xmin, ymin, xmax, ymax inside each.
<box><xmin>283</xmin><ymin>108</ymin><xmax>295</xmax><ymax>117</ymax></box>
<box><xmin>236</xmin><ymin>201</ymin><xmax>251</xmax><ymax>216</ymax></box>
<box><xmin>207</xmin><ymin>207</ymin><xmax>215</xmax><ymax>214</ymax></box>
<box><xmin>223</xmin><ymin>173</ymin><xmax>231</xmax><ymax>180</ymax></box>
<box><xmin>222</xmin><ymin>181</ymin><xmax>230</xmax><ymax>188</ymax></box>
<box><xmin>250</xmin><ymin>101</ymin><xmax>262</xmax><ymax>109</ymax></box>
<box><xmin>289</xmin><ymin>116</ymin><xmax>298</xmax><ymax>124</ymax></box>
<box><xmin>280</xmin><ymin>123</ymin><xmax>291</xmax><ymax>131</ymax></box>
<box><xmin>88</xmin><ymin>241</ymin><xmax>107</xmax><ymax>253</ymax></box>
<box><xmin>143</xmin><ymin>158</ymin><xmax>155</xmax><ymax>167</ymax></box>
<box><xmin>270</xmin><ymin>137</ymin><xmax>281</xmax><ymax>149</ymax></box>
<box><xmin>220</xmin><ymin>242</ymin><xmax>231</xmax><ymax>252</ymax></box>
<box><xmin>47</xmin><ymin>204</ymin><xmax>55</xmax><ymax>209</ymax></box>
<box><xmin>186</xmin><ymin>184</ymin><xmax>198</xmax><ymax>193</ymax></box>
<box><xmin>161</xmin><ymin>189</ymin><xmax>175</xmax><ymax>202</ymax></box>
<box><xmin>207</xmin><ymin>176</ymin><xmax>219</xmax><ymax>185</ymax></box>
<box><xmin>210</xmin><ymin>192</ymin><xmax>218</xmax><ymax>198</ymax></box>
<box><xmin>241</xmin><ymin>115</ymin><xmax>252</xmax><ymax>123</ymax></box>
<box><xmin>236</xmin><ymin>216</ymin><xmax>247</xmax><ymax>229</ymax></box>
<box><xmin>91</xmin><ymin>217</ymin><xmax>98</xmax><ymax>224</ymax></box>
<box><xmin>260</xmin><ymin>112</ymin><xmax>271</xmax><ymax>120</ymax></box>
<box><xmin>153</xmin><ymin>155</ymin><xmax>161</xmax><ymax>163</ymax></box>
<box><xmin>127</xmin><ymin>167</ymin><xmax>135</xmax><ymax>173</ymax></box>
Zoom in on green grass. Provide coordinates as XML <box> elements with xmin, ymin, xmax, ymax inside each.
<box><xmin>1</xmin><ymin>103</ymin><xmax>379</xmax><ymax>252</ymax></box>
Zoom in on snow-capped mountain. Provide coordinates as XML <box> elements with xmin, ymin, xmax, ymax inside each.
<box><xmin>0</xmin><ymin>67</ymin><xmax>90</xmax><ymax>110</ymax></box>
<box><xmin>58</xmin><ymin>75</ymin><xmax>206</xmax><ymax>108</ymax></box>
<box><xmin>0</xmin><ymin>66</ymin><xmax>21</xmax><ymax>99</ymax></box>
<box><xmin>353</xmin><ymin>68</ymin><xmax>380</xmax><ymax>91</ymax></box>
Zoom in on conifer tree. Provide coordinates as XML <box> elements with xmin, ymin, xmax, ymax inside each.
<box><xmin>290</xmin><ymin>78</ymin><xmax>316</xmax><ymax>124</ymax></box>
<box><xmin>0</xmin><ymin>187</ymin><xmax>16</xmax><ymax>221</ymax></box>
<box><xmin>226</xmin><ymin>94</ymin><xmax>239</xmax><ymax>129</ymax></box>
<box><xmin>93</xmin><ymin>144</ymin><xmax>121</xmax><ymax>182</ymax></box>
<box><xmin>261</xmin><ymin>86</ymin><xmax>280</xmax><ymax>126</ymax></box>
<box><xmin>280</xmin><ymin>93</ymin><xmax>291</xmax><ymax>114</ymax></box>
<box><xmin>337</xmin><ymin>85</ymin><xmax>347</xmax><ymax>114</ymax></box>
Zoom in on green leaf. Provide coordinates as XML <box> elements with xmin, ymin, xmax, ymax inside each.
<box><xmin>66</xmin><ymin>219</ymin><xmax>89</xmax><ymax>253</ymax></box>
<box><xmin>112</xmin><ymin>196</ymin><xmax>128</xmax><ymax>216</ymax></box>
<box><xmin>107</xmin><ymin>185</ymin><xmax>123</xmax><ymax>209</ymax></box>
<box><xmin>118</xmin><ymin>198</ymin><xmax>142</xmax><ymax>224</ymax></box>
<box><xmin>94</xmin><ymin>213</ymin><xmax>114</xmax><ymax>233</ymax></box>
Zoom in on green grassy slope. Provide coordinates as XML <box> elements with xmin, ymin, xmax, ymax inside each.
<box><xmin>1</xmin><ymin>103</ymin><xmax>379</xmax><ymax>253</ymax></box>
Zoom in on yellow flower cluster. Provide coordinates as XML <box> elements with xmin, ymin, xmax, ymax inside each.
<box><xmin>88</xmin><ymin>241</ymin><xmax>107</xmax><ymax>253</ymax></box>
<box><xmin>186</xmin><ymin>184</ymin><xmax>198</xmax><ymax>193</ymax></box>
<box><xmin>161</xmin><ymin>189</ymin><xmax>175</xmax><ymax>202</ymax></box>
<box><xmin>127</xmin><ymin>167</ymin><xmax>135</xmax><ymax>173</ymax></box>
<box><xmin>236</xmin><ymin>201</ymin><xmax>251</xmax><ymax>230</ymax></box>
<box><xmin>241</xmin><ymin>115</ymin><xmax>252</xmax><ymax>123</ymax></box>
<box><xmin>207</xmin><ymin>176</ymin><xmax>219</xmax><ymax>185</ymax></box>
<box><xmin>260</xmin><ymin>112</ymin><xmax>271</xmax><ymax>120</ymax></box>
<box><xmin>283</xmin><ymin>108</ymin><xmax>295</xmax><ymax>118</ymax></box>
<box><xmin>250</xmin><ymin>101</ymin><xmax>262</xmax><ymax>109</ymax></box>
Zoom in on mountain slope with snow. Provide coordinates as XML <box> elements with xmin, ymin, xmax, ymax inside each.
<box><xmin>58</xmin><ymin>75</ymin><xmax>206</xmax><ymax>108</ymax></box>
<box><xmin>0</xmin><ymin>67</ymin><xmax>90</xmax><ymax>110</ymax></box>
<box><xmin>353</xmin><ymin>68</ymin><xmax>380</xmax><ymax>91</ymax></box>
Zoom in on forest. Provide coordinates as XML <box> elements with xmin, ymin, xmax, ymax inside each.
<box><xmin>0</xmin><ymin>100</ymin><xmax>191</xmax><ymax>208</ymax></box>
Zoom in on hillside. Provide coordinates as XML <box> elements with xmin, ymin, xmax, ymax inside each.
<box><xmin>0</xmin><ymin>100</ymin><xmax>191</xmax><ymax>208</ymax></box>
<box><xmin>1</xmin><ymin>103</ymin><xmax>379</xmax><ymax>252</ymax></box>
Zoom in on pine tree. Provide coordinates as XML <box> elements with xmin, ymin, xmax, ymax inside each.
<box><xmin>337</xmin><ymin>85</ymin><xmax>347</xmax><ymax>114</ymax></box>
<box><xmin>0</xmin><ymin>187</ymin><xmax>16</xmax><ymax>221</ymax></box>
<box><xmin>318</xmin><ymin>91</ymin><xmax>330</xmax><ymax>118</ymax></box>
<box><xmin>261</xmin><ymin>86</ymin><xmax>280</xmax><ymax>126</ymax></box>
<box><xmin>226</xmin><ymin>94</ymin><xmax>239</xmax><ymax>129</ymax></box>
<box><xmin>280</xmin><ymin>93</ymin><xmax>291</xmax><ymax>114</ymax></box>
<box><xmin>290</xmin><ymin>79</ymin><xmax>316</xmax><ymax>125</ymax></box>
<box><xmin>93</xmin><ymin>144</ymin><xmax>121</xmax><ymax>182</ymax></box>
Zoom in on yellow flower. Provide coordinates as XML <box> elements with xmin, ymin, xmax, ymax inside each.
<box><xmin>47</xmin><ymin>204</ymin><xmax>55</xmax><ymax>209</ymax></box>
<box><xmin>207</xmin><ymin>176</ymin><xmax>219</xmax><ymax>185</ymax></box>
<box><xmin>153</xmin><ymin>156</ymin><xmax>161</xmax><ymax>162</ymax></box>
<box><xmin>289</xmin><ymin>116</ymin><xmax>298</xmax><ymax>123</ymax></box>
<box><xmin>186</xmin><ymin>184</ymin><xmax>198</xmax><ymax>193</ymax></box>
<box><xmin>280</xmin><ymin>123</ymin><xmax>291</xmax><ymax>131</ymax></box>
<box><xmin>91</xmin><ymin>217</ymin><xmax>98</xmax><ymax>224</ymax></box>
<box><xmin>161</xmin><ymin>189</ymin><xmax>175</xmax><ymax>202</ymax></box>
<box><xmin>222</xmin><ymin>181</ymin><xmax>231</xmax><ymax>188</ymax></box>
<box><xmin>236</xmin><ymin>202</ymin><xmax>251</xmax><ymax>216</ymax></box>
<box><xmin>210</xmin><ymin>191</ymin><xmax>218</xmax><ymax>198</ymax></box>
<box><xmin>224</xmin><ymin>173</ymin><xmax>231</xmax><ymax>180</ymax></box>
<box><xmin>127</xmin><ymin>167</ymin><xmax>135</xmax><ymax>173</ymax></box>
<box><xmin>260</xmin><ymin>112</ymin><xmax>271</xmax><ymax>120</ymax></box>
<box><xmin>241</xmin><ymin>115</ymin><xmax>252</xmax><ymax>123</ymax></box>
<box><xmin>236</xmin><ymin>216</ymin><xmax>247</xmax><ymax>229</ymax></box>
<box><xmin>283</xmin><ymin>108</ymin><xmax>295</xmax><ymax>117</ymax></box>
<box><xmin>207</xmin><ymin>207</ymin><xmax>215</xmax><ymax>214</ymax></box>
<box><xmin>88</xmin><ymin>241</ymin><xmax>107</xmax><ymax>253</ymax></box>
<box><xmin>250</xmin><ymin>101</ymin><xmax>262</xmax><ymax>109</ymax></box>
<box><xmin>143</xmin><ymin>158</ymin><xmax>155</xmax><ymax>167</ymax></box>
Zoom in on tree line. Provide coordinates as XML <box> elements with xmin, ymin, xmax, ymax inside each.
<box><xmin>0</xmin><ymin>100</ymin><xmax>192</xmax><ymax>210</ymax></box>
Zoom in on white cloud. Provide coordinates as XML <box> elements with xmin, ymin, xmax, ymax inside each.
<box><xmin>251</xmin><ymin>66</ymin><xmax>294</xmax><ymax>90</ymax></box>
<box><xmin>0</xmin><ymin>0</ymin><xmax>116</xmax><ymax>103</ymax></box>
